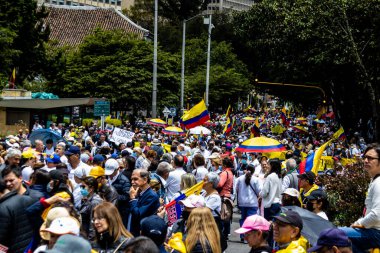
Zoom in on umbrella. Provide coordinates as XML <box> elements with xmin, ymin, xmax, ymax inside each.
<box><xmin>29</xmin><ymin>129</ymin><xmax>66</xmax><ymax>145</ymax></box>
<box><xmin>189</xmin><ymin>126</ymin><xmax>211</xmax><ymax>135</ymax></box>
<box><xmin>281</xmin><ymin>206</ymin><xmax>335</xmax><ymax>246</ymax></box>
<box><xmin>147</xmin><ymin>118</ymin><xmax>167</xmax><ymax>127</ymax></box>
<box><xmin>162</xmin><ymin>126</ymin><xmax>185</xmax><ymax>135</ymax></box>
<box><xmin>242</xmin><ymin>116</ymin><xmax>255</xmax><ymax>123</ymax></box>
<box><xmin>235</xmin><ymin>136</ymin><xmax>286</xmax><ymax>153</ymax></box>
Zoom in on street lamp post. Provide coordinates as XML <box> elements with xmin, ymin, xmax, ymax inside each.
<box><xmin>205</xmin><ymin>14</ymin><xmax>212</xmax><ymax>107</ymax></box>
<box><xmin>180</xmin><ymin>14</ymin><xmax>213</xmax><ymax>114</ymax></box>
<box><xmin>152</xmin><ymin>0</ymin><xmax>158</xmax><ymax>118</ymax></box>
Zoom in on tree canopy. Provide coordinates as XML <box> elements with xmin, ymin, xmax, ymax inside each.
<box><xmin>46</xmin><ymin>29</ymin><xmax>180</xmax><ymax>112</ymax></box>
<box><xmin>232</xmin><ymin>0</ymin><xmax>380</xmax><ymax>140</ymax></box>
<box><xmin>0</xmin><ymin>0</ymin><xmax>49</xmax><ymax>84</ymax></box>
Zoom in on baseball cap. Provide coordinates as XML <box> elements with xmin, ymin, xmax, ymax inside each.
<box><xmin>46</xmin><ymin>153</ymin><xmax>62</xmax><ymax>164</ymax></box>
<box><xmin>141</xmin><ymin>215</ymin><xmax>168</xmax><ymax>246</ymax></box>
<box><xmin>273</xmin><ymin>210</ymin><xmax>303</xmax><ymax>230</ymax></box>
<box><xmin>104</xmin><ymin>159</ymin><xmax>119</xmax><ymax>176</ymax></box>
<box><xmin>93</xmin><ymin>154</ymin><xmax>105</xmax><ymax>163</ymax></box>
<box><xmin>40</xmin><ymin>207</ymin><xmax>70</xmax><ymax>240</ymax></box>
<box><xmin>42</xmin><ymin>234</ymin><xmax>92</xmax><ymax>253</ymax></box>
<box><xmin>89</xmin><ymin>166</ymin><xmax>105</xmax><ymax>178</ymax></box>
<box><xmin>235</xmin><ymin>215</ymin><xmax>271</xmax><ymax>234</ymax></box>
<box><xmin>282</xmin><ymin>188</ymin><xmax>301</xmax><ymax>198</ymax></box>
<box><xmin>306</xmin><ymin>189</ymin><xmax>327</xmax><ymax>201</ymax></box>
<box><xmin>179</xmin><ymin>194</ymin><xmax>205</xmax><ymax>208</ymax></box>
<box><xmin>41</xmin><ymin>216</ymin><xmax>80</xmax><ymax>236</ymax></box>
<box><xmin>64</xmin><ymin>146</ymin><xmax>80</xmax><ymax>156</ymax></box>
<box><xmin>297</xmin><ymin>171</ymin><xmax>316</xmax><ymax>184</ymax></box>
<box><xmin>307</xmin><ymin>228</ymin><xmax>352</xmax><ymax>252</ymax></box>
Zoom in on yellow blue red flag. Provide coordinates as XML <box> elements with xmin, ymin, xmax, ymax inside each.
<box><xmin>180</xmin><ymin>100</ymin><xmax>210</xmax><ymax>129</ymax></box>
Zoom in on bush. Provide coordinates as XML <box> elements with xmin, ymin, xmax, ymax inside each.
<box><xmin>105</xmin><ymin>116</ymin><xmax>122</xmax><ymax>127</ymax></box>
<box><xmin>82</xmin><ymin>118</ymin><xmax>93</xmax><ymax>127</ymax></box>
<box><xmin>319</xmin><ymin>162</ymin><xmax>369</xmax><ymax>226</ymax></box>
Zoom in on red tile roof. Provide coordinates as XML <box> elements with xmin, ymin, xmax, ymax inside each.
<box><xmin>43</xmin><ymin>4</ymin><xmax>149</xmax><ymax>47</ymax></box>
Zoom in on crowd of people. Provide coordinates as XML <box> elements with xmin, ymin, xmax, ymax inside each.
<box><xmin>0</xmin><ymin>110</ymin><xmax>378</xmax><ymax>253</ymax></box>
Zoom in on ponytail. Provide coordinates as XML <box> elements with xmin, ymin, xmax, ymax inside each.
<box><xmin>244</xmin><ymin>164</ymin><xmax>255</xmax><ymax>185</ymax></box>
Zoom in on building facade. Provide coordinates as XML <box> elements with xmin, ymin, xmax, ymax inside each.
<box><xmin>207</xmin><ymin>0</ymin><xmax>254</xmax><ymax>12</ymax></box>
<box><xmin>38</xmin><ymin>0</ymin><xmax>134</xmax><ymax>11</ymax></box>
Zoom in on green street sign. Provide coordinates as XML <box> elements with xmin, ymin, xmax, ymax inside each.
<box><xmin>94</xmin><ymin>100</ymin><xmax>110</xmax><ymax>116</ymax></box>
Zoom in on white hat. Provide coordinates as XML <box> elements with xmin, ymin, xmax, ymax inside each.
<box><xmin>179</xmin><ymin>194</ymin><xmax>205</xmax><ymax>208</ymax></box>
<box><xmin>152</xmin><ymin>138</ymin><xmax>161</xmax><ymax>145</ymax></box>
<box><xmin>105</xmin><ymin>158</ymin><xmax>119</xmax><ymax>175</ymax></box>
<box><xmin>207</xmin><ymin>152</ymin><xmax>220</xmax><ymax>159</ymax></box>
<box><xmin>282</xmin><ymin>188</ymin><xmax>300</xmax><ymax>198</ymax></box>
<box><xmin>41</xmin><ymin>216</ymin><xmax>80</xmax><ymax>236</ymax></box>
<box><xmin>74</xmin><ymin>167</ymin><xmax>88</xmax><ymax>179</ymax></box>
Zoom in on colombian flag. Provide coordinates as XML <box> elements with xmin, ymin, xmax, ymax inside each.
<box><xmin>165</xmin><ymin>181</ymin><xmax>204</xmax><ymax>226</ymax></box>
<box><xmin>250</xmin><ymin>118</ymin><xmax>261</xmax><ymax>138</ymax></box>
<box><xmin>299</xmin><ymin>140</ymin><xmax>332</xmax><ymax>175</ymax></box>
<box><xmin>280</xmin><ymin>107</ymin><xmax>289</xmax><ymax>126</ymax></box>
<box><xmin>223</xmin><ymin>117</ymin><xmax>233</xmax><ymax>135</ymax></box>
<box><xmin>9</xmin><ymin>68</ymin><xmax>16</xmax><ymax>89</ymax></box>
<box><xmin>180</xmin><ymin>100</ymin><xmax>210</xmax><ymax>129</ymax></box>
<box><xmin>332</xmin><ymin>126</ymin><xmax>346</xmax><ymax>141</ymax></box>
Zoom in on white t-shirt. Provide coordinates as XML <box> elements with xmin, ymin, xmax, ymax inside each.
<box><xmin>202</xmin><ymin>192</ymin><xmax>221</xmax><ymax>216</ymax></box>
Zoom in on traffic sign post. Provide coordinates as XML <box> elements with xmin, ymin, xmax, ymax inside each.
<box><xmin>162</xmin><ymin>107</ymin><xmax>170</xmax><ymax>124</ymax></box>
<box><xmin>94</xmin><ymin>100</ymin><xmax>110</xmax><ymax>130</ymax></box>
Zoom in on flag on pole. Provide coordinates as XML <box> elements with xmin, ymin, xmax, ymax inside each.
<box><xmin>165</xmin><ymin>181</ymin><xmax>204</xmax><ymax>226</ymax></box>
<box><xmin>180</xmin><ymin>100</ymin><xmax>210</xmax><ymax>129</ymax></box>
<box><xmin>299</xmin><ymin>140</ymin><xmax>332</xmax><ymax>175</ymax></box>
<box><xmin>332</xmin><ymin>126</ymin><xmax>346</xmax><ymax>141</ymax></box>
<box><xmin>280</xmin><ymin>107</ymin><xmax>289</xmax><ymax>126</ymax></box>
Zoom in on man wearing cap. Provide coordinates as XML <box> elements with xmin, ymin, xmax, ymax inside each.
<box><xmin>171</xmin><ymin>194</ymin><xmax>206</xmax><ymax>237</ymax></box>
<box><xmin>39</xmin><ymin>216</ymin><xmax>81</xmax><ymax>251</ymax></box>
<box><xmin>273</xmin><ymin>210</ymin><xmax>309</xmax><ymax>252</ymax></box>
<box><xmin>305</xmin><ymin>189</ymin><xmax>329</xmax><ymax>220</ymax></box>
<box><xmin>151</xmin><ymin>139</ymin><xmax>164</xmax><ymax>158</ymax></box>
<box><xmin>140</xmin><ymin>215</ymin><xmax>168</xmax><ymax>253</ymax></box>
<box><xmin>105</xmin><ymin>158</ymin><xmax>131</xmax><ymax>227</ymax></box>
<box><xmin>308</xmin><ymin>228</ymin><xmax>352</xmax><ymax>253</ymax></box>
<box><xmin>298</xmin><ymin>171</ymin><xmax>320</xmax><ymax>206</ymax></box>
<box><xmin>235</xmin><ymin>215</ymin><xmax>272</xmax><ymax>253</ymax></box>
<box><xmin>44</xmin><ymin>154</ymin><xmax>62</xmax><ymax>172</ymax></box>
<box><xmin>65</xmin><ymin>146</ymin><xmax>91</xmax><ymax>182</ymax></box>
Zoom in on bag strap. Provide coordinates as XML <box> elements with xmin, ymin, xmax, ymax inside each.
<box><xmin>113</xmin><ymin>237</ymin><xmax>129</xmax><ymax>253</ymax></box>
<box><xmin>249</xmin><ymin>182</ymin><xmax>259</xmax><ymax>199</ymax></box>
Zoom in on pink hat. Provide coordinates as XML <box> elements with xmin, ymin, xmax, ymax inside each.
<box><xmin>179</xmin><ymin>194</ymin><xmax>205</xmax><ymax>208</ymax></box>
<box><xmin>235</xmin><ymin>215</ymin><xmax>271</xmax><ymax>234</ymax></box>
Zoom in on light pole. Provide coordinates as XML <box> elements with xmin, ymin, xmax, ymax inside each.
<box><xmin>205</xmin><ymin>14</ymin><xmax>212</xmax><ymax>107</ymax></box>
<box><xmin>180</xmin><ymin>14</ymin><xmax>213</xmax><ymax>113</ymax></box>
<box><xmin>152</xmin><ymin>0</ymin><xmax>158</xmax><ymax>118</ymax></box>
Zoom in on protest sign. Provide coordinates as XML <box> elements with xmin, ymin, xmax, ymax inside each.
<box><xmin>110</xmin><ymin>127</ymin><xmax>135</xmax><ymax>145</ymax></box>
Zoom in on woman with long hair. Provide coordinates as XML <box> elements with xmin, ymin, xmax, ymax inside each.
<box><xmin>92</xmin><ymin>202</ymin><xmax>133</xmax><ymax>252</ymax></box>
<box><xmin>235</xmin><ymin>163</ymin><xmax>262</xmax><ymax>242</ymax></box>
<box><xmin>172</xmin><ymin>173</ymin><xmax>197</xmax><ymax>200</ymax></box>
<box><xmin>261</xmin><ymin>159</ymin><xmax>282</xmax><ymax>221</ymax></box>
<box><xmin>185</xmin><ymin>207</ymin><xmax>221</xmax><ymax>253</ymax></box>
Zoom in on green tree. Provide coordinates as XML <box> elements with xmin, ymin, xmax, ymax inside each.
<box><xmin>47</xmin><ymin>29</ymin><xmax>180</xmax><ymax>114</ymax></box>
<box><xmin>233</xmin><ymin>0</ymin><xmax>380</xmax><ymax>140</ymax></box>
<box><xmin>0</xmin><ymin>0</ymin><xmax>49</xmax><ymax>84</ymax></box>
<box><xmin>185</xmin><ymin>39</ymin><xmax>251</xmax><ymax>110</ymax></box>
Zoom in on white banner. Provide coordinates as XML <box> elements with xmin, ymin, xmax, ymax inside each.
<box><xmin>110</xmin><ymin>127</ymin><xmax>135</xmax><ymax>145</ymax></box>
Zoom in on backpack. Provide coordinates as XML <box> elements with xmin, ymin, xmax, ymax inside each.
<box><xmin>220</xmin><ymin>197</ymin><xmax>234</xmax><ymax>221</ymax></box>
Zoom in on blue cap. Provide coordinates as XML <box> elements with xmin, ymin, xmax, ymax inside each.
<box><xmin>64</xmin><ymin>146</ymin><xmax>80</xmax><ymax>156</ymax></box>
<box><xmin>307</xmin><ymin>228</ymin><xmax>351</xmax><ymax>252</ymax></box>
<box><xmin>46</xmin><ymin>153</ymin><xmax>62</xmax><ymax>164</ymax></box>
<box><xmin>140</xmin><ymin>215</ymin><xmax>167</xmax><ymax>246</ymax></box>
<box><xmin>111</xmin><ymin>153</ymin><xmax>119</xmax><ymax>159</ymax></box>
<box><xmin>93</xmin><ymin>154</ymin><xmax>105</xmax><ymax>163</ymax></box>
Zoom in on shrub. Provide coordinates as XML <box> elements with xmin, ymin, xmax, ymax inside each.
<box><xmin>319</xmin><ymin>162</ymin><xmax>369</xmax><ymax>226</ymax></box>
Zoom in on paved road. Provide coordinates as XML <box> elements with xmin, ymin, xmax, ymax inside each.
<box><xmin>225</xmin><ymin>212</ymin><xmax>251</xmax><ymax>253</ymax></box>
